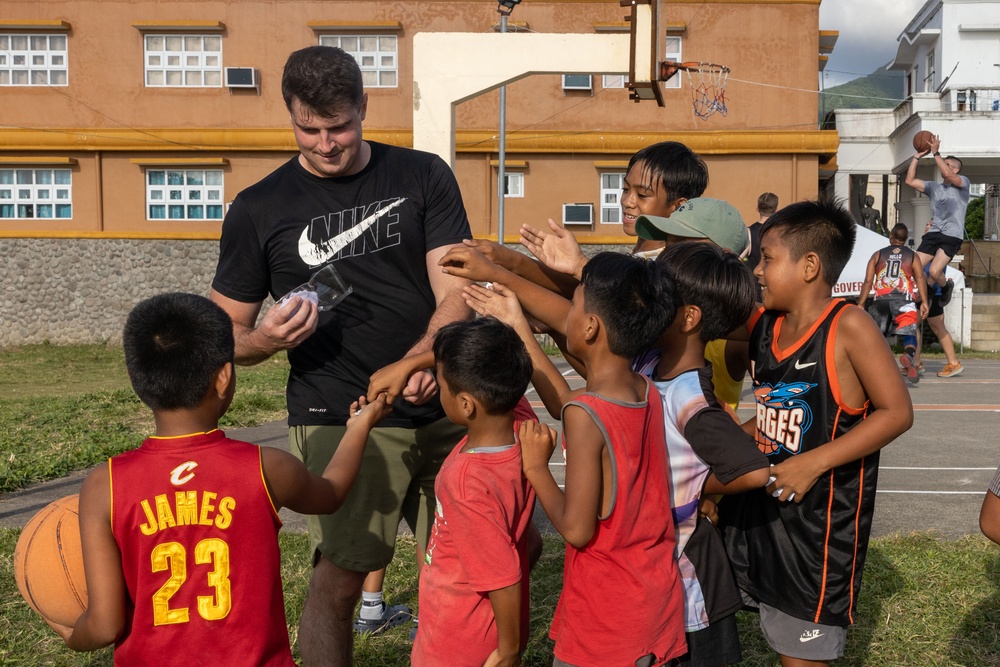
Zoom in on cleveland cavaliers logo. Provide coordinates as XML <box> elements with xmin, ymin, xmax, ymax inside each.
<box><xmin>754</xmin><ymin>382</ymin><xmax>817</xmax><ymax>455</ymax></box>
<box><xmin>169</xmin><ymin>461</ymin><xmax>198</xmax><ymax>486</ymax></box>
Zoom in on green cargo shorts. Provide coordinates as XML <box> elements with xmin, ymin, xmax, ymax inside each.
<box><xmin>289</xmin><ymin>417</ymin><xmax>466</xmax><ymax>572</ymax></box>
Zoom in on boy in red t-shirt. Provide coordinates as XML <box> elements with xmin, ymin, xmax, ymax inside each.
<box><xmin>47</xmin><ymin>293</ymin><xmax>389</xmax><ymax>665</ymax></box>
<box><xmin>465</xmin><ymin>252</ymin><xmax>688</xmax><ymax>667</ymax></box>
<box><xmin>403</xmin><ymin>317</ymin><xmax>538</xmax><ymax>667</ymax></box>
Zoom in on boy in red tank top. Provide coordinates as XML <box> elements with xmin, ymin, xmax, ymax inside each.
<box><xmin>47</xmin><ymin>293</ymin><xmax>390</xmax><ymax>666</ymax></box>
<box><xmin>465</xmin><ymin>252</ymin><xmax>688</xmax><ymax>667</ymax></box>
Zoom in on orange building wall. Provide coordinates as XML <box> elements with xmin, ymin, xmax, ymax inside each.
<box><xmin>1</xmin><ymin>0</ymin><xmax>833</xmax><ymax>240</ymax></box>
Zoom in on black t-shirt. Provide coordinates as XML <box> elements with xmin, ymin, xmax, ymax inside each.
<box><xmin>212</xmin><ymin>142</ymin><xmax>472</xmax><ymax>427</ymax></box>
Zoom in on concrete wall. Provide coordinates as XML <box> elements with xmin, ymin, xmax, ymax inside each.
<box><xmin>0</xmin><ymin>238</ymin><xmax>634</xmax><ymax>347</ymax></box>
<box><xmin>0</xmin><ymin>238</ymin><xmax>220</xmax><ymax>346</ymax></box>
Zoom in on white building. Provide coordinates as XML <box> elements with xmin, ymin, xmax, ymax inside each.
<box><xmin>834</xmin><ymin>0</ymin><xmax>1000</xmax><ymax>245</ymax></box>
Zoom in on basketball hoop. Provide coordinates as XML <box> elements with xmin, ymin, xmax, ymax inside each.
<box><xmin>660</xmin><ymin>61</ymin><xmax>730</xmax><ymax>120</ymax></box>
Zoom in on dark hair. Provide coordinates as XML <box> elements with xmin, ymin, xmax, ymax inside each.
<box><xmin>760</xmin><ymin>199</ymin><xmax>856</xmax><ymax>286</ymax></box>
<box><xmin>945</xmin><ymin>155</ymin><xmax>963</xmax><ymax>172</ymax></box>
<box><xmin>656</xmin><ymin>242</ymin><xmax>756</xmax><ymax>342</ymax></box>
<box><xmin>580</xmin><ymin>252</ymin><xmax>678</xmax><ymax>359</ymax></box>
<box><xmin>123</xmin><ymin>293</ymin><xmax>234</xmax><ymax>411</ymax></box>
<box><xmin>627</xmin><ymin>141</ymin><xmax>708</xmax><ymax>203</ymax></box>
<box><xmin>282</xmin><ymin>46</ymin><xmax>364</xmax><ymax>114</ymax></box>
<box><xmin>432</xmin><ymin>317</ymin><xmax>532</xmax><ymax>415</ymax></box>
<box><xmin>757</xmin><ymin>192</ymin><xmax>779</xmax><ymax>216</ymax></box>
<box><xmin>891</xmin><ymin>223</ymin><xmax>909</xmax><ymax>242</ymax></box>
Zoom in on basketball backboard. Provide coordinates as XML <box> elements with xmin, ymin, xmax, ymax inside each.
<box><xmin>623</xmin><ymin>0</ymin><xmax>665</xmax><ymax>105</ymax></box>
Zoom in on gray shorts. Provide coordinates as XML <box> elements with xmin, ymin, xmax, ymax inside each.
<box><xmin>758</xmin><ymin>601</ymin><xmax>847</xmax><ymax>661</ymax></box>
<box><xmin>289</xmin><ymin>417</ymin><xmax>465</xmax><ymax>572</ymax></box>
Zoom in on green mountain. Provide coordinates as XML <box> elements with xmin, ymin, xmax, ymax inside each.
<box><xmin>819</xmin><ymin>65</ymin><xmax>904</xmax><ymax>118</ymax></box>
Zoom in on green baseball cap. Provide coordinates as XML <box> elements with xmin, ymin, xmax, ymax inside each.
<box><xmin>635</xmin><ymin>198</ymin><xmax>749</xmax><ymax>255</ymax></box>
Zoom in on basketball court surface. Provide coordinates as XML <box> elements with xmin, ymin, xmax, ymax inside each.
<box><xmin>2</xmin><ymin>356</ymin><xmax>997</xmax><ymax>539</ymax></box>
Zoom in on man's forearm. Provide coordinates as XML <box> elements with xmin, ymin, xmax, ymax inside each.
<box><xmin>405</xmin><ymin>289</ymin><xmax>473</xmax><ymax>357</ymax></box>
<box><xmin>233</xmin><ymin>322</ymin><xmax>280</xmax><ymax>366</ymax></box>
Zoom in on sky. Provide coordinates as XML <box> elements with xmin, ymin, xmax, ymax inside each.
<box><xmin>819</xmin><ymin>0</ymin><xmax>927</xmax><ymax>87</ymax></box>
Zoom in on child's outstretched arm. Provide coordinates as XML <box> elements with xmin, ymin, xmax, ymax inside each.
<box><xmin>463</xmin><ymin>236</ymin><xmax>576</xmax><ymax>299</ymax></box>
<box><xmin>484</xmin><ymin>583</ymin><xmax>522</xmax><ymax>667</ymax></box>
<box><xmin>440</xmin><ymin>247</ymin><xmax>571</xmax><ymax>335</ymax></box>
<box><xmin>367</xmin><ymin>350</ymin><xmax>435</xmax><ymax>404</ymax></box>
<box><xmin>464</xmin><ymin>282</ymin><xmax>576</xmax><ymax>417</ymax></box>
<box><xmin>768</xmin><ymin>308</ymin><xmax>913</xmax><ymax>502</ymax></box>
<box><xmin>49</xmin><ymin>465</ymin><xmax>128</xmax><ymax>651</ymax></box>
<box><xmin>262</xmin><ymin>394</ymin><xmax>392</xmax><ymax>515</ymax></box>
<box><xmin>521</xmin><ymin>410</ymin><xmax>602</xmax><ymax>548</ymax></box>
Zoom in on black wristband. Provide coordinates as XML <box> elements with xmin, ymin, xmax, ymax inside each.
<box><xmin>934</xmin><ymin>151</ymin><xmax>941</xmax><ymax>156</ymax></box>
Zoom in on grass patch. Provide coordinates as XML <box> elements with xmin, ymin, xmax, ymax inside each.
<box><xmin>2</xmin><ymin>531</ymin><xmax>998</xmax><ymax>665</ymax></box>
<box><xmin>0</xmin><ymin>345</ymin><xmax>289</xmax><ymax>493</ymax></box>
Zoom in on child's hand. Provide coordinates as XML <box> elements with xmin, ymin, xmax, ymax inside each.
<box><xmin>519</xmin><ymin>220</ymin><xmax>587</xmax><ymax>279</ymax></box>
<box><xmin>348</xmin><ymin>394</ymin><xmax>392</xmax><ymax>429</ymax></box>
<box><xmin>519</xmin><ymin>420</ymin><xmax>557</xmax><ymax>476</ymax></box>
<box><xmin>767</xmin><ymin>453</ymin><xmax>825</xmax><ymax>503</ymax></box>
<box><xmin>463</xmin><ymin>283</ymin><xmax>529</xmax><ymax>331</ymax></box>
<box><xmin>698</xmin><ymin>496</ymin><xmax>719</xmax><ymax>526</ymax></box>
<box><xmin>439</xmin><ymin>246</ymin><xmax>501</xmax><ymax>283</ymax></box>
<box><xmin>369</xmin><ymin>360</ymin><xmax>418</xmax><ymax>405</ymax></box>
<box><xmin>483</xmin><ymin>648</ymin><xmax>521</xmax><ymax>667</ymax></box>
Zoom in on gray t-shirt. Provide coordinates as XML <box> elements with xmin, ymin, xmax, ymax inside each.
<box><xmin>924</xmin><ymin>175</ymin><xmax>971</xmax><ymax>240</ymax></box>
<box><xmin>990</xmin><ymin>463</ymin><xmax>1000</xmax><ymax>497</ymax></box>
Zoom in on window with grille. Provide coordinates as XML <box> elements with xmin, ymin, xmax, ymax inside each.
<box><xmin>144</xmin><ymin>34</ymin><xmax>222</xmax><ymax>87</ymax></box>
<box><xmin>0</xmin><ymin>34</ymin><xmax>68</xmax><ymax>86</ymax></box>
<box><xmin>146</xmin><ymin>169</ymin><xmax>224</xmax><ymax>220</ymax></box>
<box><xmin>600</xmin><ymin>172</ymin><xmax>625</xmax><ymax>223</ymax></box>
<box><xmin>0</xmin><ymin>168</ymin><xmax>72</xmax><ymax>219</ymax></box>
<box><xmin>319</xmin><ymin>34</ymin><xmax>398</xmax><ymax>88</ymax></box>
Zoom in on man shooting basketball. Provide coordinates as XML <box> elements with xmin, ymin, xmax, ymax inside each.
<box><xmin>904</xmin><ymin>133</ymin><xmax>970</xmax><ymax>307</ymax></box>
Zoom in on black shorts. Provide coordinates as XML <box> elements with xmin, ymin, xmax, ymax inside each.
<box><xmin>678</xmin><ymin>613</ymin><xmax>742</xmax><ymax>667</ymax></box>
<box><xmin>928</xmin><ymin>292</ymin><xmax>944</xmax><ymax>319</ymax></box>
<box><xmin>917</xmin><ymin>231</ymin><xmax>963</xmax><ymax>259</ymax></box>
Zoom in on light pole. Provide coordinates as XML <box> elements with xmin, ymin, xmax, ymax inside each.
<box><xmin>496</xmin><ymin>0</ymin><xmax>521</xmax><ymax>245</ymax></box>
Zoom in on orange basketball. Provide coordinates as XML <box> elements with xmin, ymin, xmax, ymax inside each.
<box><xmin>14</xmin><ymin>494</ymin><xmax>88</xmax><ymax>626</ymax></box>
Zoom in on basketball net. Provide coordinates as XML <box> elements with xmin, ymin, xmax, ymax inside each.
<box><xmin>682</xmin><ymin>62</ymin><xmax>730</xmax><ymax>120</ymax></box>
<box><xmin>661</xmin><ymin>61</ymin><xmax>730</xmax><ymax>120</ymax></box>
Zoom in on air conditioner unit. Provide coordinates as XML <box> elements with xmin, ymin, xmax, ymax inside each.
<box><xmin>224</xmin><ymin>67</ymin><xmax>258</xmax><ymax>89</ymax></box>
<box><xmin>562</xmin><ymin>74</ymin><xmax>592</xmax><ymax>91</ymax></box>
<box><xmin>562</xmin><ymin>203</ymin><xmax>594</xmax><ymax>226</ymax></box>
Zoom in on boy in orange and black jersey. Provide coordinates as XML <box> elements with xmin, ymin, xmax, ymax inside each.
<box><xmin>717</xmin><ymin>201</ymin><xmax>913</xmax><ymax>667</ymax></box>
<box><xmin>48</xmin><ymin>293</ymin><xmax>389</xmax><ymax>666</ymax></box>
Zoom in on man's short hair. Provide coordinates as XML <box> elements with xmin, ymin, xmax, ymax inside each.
<box><xmin>627</xmin><ymin>141</ymin><xmax>708</xmax><ymax>204</ymax></box>
<box><xmin>124</xmin><ymin>293</ymin><xmax>234</xmax><ymax>411</ymax></box>
<box><xmin>282</xmin><ymin>46</ymin><xmax>364</xmax><ymax>114</ymax></box>
<box><xmin>891</xmin><ymin>223</ymin><xmax>909</xmax><ymax>243</ymax></box>
<box><xmin>757</xmin><ymin>192</ymin><xmax>779</xmax><ymax>216</ymax></box>
<box><xmin>656</xmin><ymin>242</ymin><xmax>756</xmax><ymax>342</ymax></box>
<box><xmin>945</xmin><ymin>155</ymin><xmax>963</xmax><ymax>172</ymax></box>
<box><xmin>760</xmin><ymin>199</ymin><xmax>856</xmax><ymax>287</ymax></box>
<box><xmin>580</xmin><ymin>252</ymin><xmax>678</xmax><ymax>359</ymax></box>
<box><xmin>433</xmin><ymin>317</ymin><xmax>531</xmax><ymax>415</ymax></box>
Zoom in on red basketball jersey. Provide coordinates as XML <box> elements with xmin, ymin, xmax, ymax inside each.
<box><xmin>109</xmin><ymin>430</ymin><xmax>295</xmax><ymax>666</ymax></box>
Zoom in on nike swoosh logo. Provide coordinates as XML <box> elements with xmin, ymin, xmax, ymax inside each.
<box><xmin>298</xmin><ymin>198</ymin><xmax>406</xmax><ymax>267</ymax></box>
<box><xmin>800</xmin><ymin>633</ymin><xmax>825</xmax><ymax>642</ymax></box>
<box><xmin>794</xmin><ymin>360</ymin><xmax>817</xmax><ymax>370</ymax></box>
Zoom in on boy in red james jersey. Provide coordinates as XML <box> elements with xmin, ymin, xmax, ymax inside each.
<box><xmin>48</xmin><ymin>292</ymin><xmax>389</xmax><ymax>665</ymax></box>
<box><xmin>465</xmin><ymin>252</ymin><xmax>687</xmax><ymax>667</ymax></box>
<box><xmin>717</xmin><ymin>200</ymin><xmax>913</xmax><ymax>666</ymax></box>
